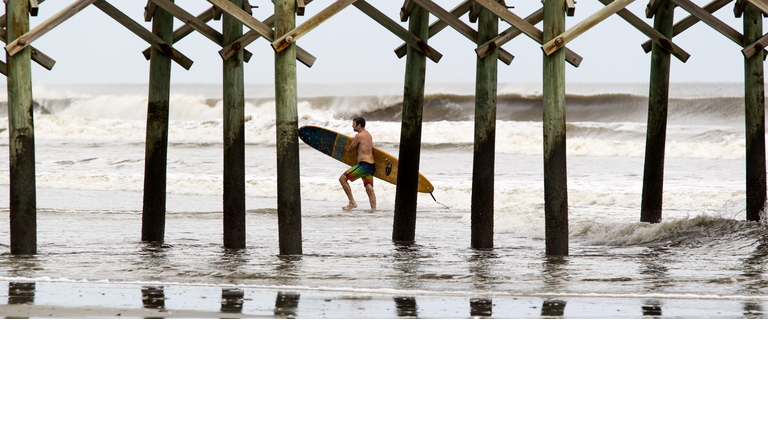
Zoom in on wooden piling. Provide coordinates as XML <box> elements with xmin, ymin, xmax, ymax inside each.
<box><xmin>141</xmin><ymin>1</ymin><xmax>174</xmax><ymax>242</ymax></box>
<box><xmin>223</xmin><ymin>0</ymin><xmax>246</xmax><ymax>248</ymax></box>
<box><xmin>392</xmin><ymin>5</ymin><xmax>428</xmax><ymax>243</ymax></box>
<box><xmin>274</xmin><ymin>0</ymin><xmax>302</xmax><ymax>255</ymax></box>
<box><xmin>471</xmin><ymin>1</ymin><xmax>499</xmax><ymax>249</ymax></box>
<box><xmin>6</xmin><ymin>0</ymin><xmax>37</xmax><ymax>254</ymax></box>
<box><xmin>640</xmin><ymin>0</ymin><xmax>674</xmax><ymax>224</ymax></box>
<box><xmin>744</xmin><ymin>3</ymin><xmax>766</xmax><ymax>221</ymax></box>
<box><xmin>543</xmin><ymin>0</ymin><xmax>568</xmax><ymax>256</ymax></box>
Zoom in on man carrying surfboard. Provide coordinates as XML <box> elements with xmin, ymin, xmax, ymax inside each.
<box><xmin>339</xmin><ymin>117</ymin><xmax>377</xmax><ymax>211</ymax></box>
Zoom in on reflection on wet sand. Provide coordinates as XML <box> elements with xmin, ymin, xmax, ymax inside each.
<box><xmin>8</xmin><ymin>282</ymin><xmax>35</xmax><ymax>305</ymax></box>
<box><xmin>394</xmin><ymin>296</ymin><xmax>418</xmax><ymax>318</ymax></box>
<box><xmin>274</xmin><ymin>292</ymin><xmax>300</xmax><ymax>318</ymax></box>
<box><xmin>470</xmin><ymin>298</ymin><xmax>492</xmax><ymax>318</ymax></box>
<box><xmin>743</xmin><ymin>302</ymin><xmax>763</xmax><ymax>319</ymax></box>
<box><xmin>221</xmin><ymin>289</ymin><xmax>244</xmax><ymax>314</ymax></box>
<box><xmin>642</xmin><ymin>300</ymin><xmax>663</xmax><ymax>318</ymax></box>
<box><xmin>141</xmin><ymin>287</ymin><xmax>166</xmax><ymax>310</ymax></box>
<box><xmin>541</xmin><ymin>299</ymin><xmax>566</xmax><ymax>317</ymax></box>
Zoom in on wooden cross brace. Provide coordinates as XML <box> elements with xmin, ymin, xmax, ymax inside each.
<box><xmin>148</xmin><ymin>0</ymin><xmax>254</xmax><ymax>63</ymax></box>
<box><xmin>353</xmin><ymin>0</ymin><xmax>443</xmax><ymax>63</ymax></box>
<box><xmin>542</xmin><ymin>0</ymin><xmax>637</xmax><ymax>56</ymax></box>
<box><xmin>206</xmin><ymin>0</ymin><xmax>316</xmax><ymax>66</ymax></box>
<box><xmin>6</xmin><ymin>0</ymin><xmax>98</xmax><ymax>56</ymax></box>
<box><xmin>396</xmin><ymin>0</ymin><xmax>472</xmax><ymax>58</ymax></box>
<box><xmin>272</xmin><ymin>0</ymin><xmax>359</xmax><ymax>52</ymax></box>
<box><xmin>741</xmin><ymin>0</ymin><xmax>768</xmax><ymax>58</ymax></box>
<box><xmin>407</xmin><ymin>0</ymin><xmax>514</xmax><ymax>64</ymax></box>
<box><xmin>472</xmin><ymin>0</ymin><xmax>583</xmax><ymax>67</ymax></box>
<box><xmin>595</xmin><ymin>0</ymin><xmax>690</xmax><ymax>62</ymax></box>
<box><xmin>0</xmin><ymin>0</ymin><xmax>56</xmax><ymax>72</ymax></box>
<box><xmin>641</xmin><ymin>0</ymin><xmax>731</xmax><ymax>53</ymax></box>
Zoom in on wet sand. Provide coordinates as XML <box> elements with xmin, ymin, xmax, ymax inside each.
<box><xmin>1</xmin><ymin>282</ymin><xmax>764</xmax><ymax>318</ymax></box>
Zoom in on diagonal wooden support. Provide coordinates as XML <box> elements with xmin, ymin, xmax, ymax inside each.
<box><xmin>670</xmin><ymin>0</ymin><xmax>744</xmax><ymax>46</ymax></box>
<box><xmin>0</xmin><ymin>27</ymin><xmax>56</xmax><ymax>70</ymax></box>
<box><xmin>144</xmin><ymin>0</ymin><xmax>157</xmax><ymax>21</ymax></box>
<box><xmin>474</xmin><ymin>0</ymin><xmax>583</xmax><ymax>67</ymax></box>
<box><xmin>395</xmin><ymin>0</ymin><xmax>472</xmax><ymax>58</ymax></box>
<box><xmin>0</xmin><ymin>60</ymin><xmax>6</xmax><ymax>76</ymax></box>
<box><xmin>400</xmin><ymin>0</ymin><xmax>417</xmax><ymax>22</ymax></box>
<box><xmin>220</xmin><ymin>15</ymin><xmax>274</xmax><ymax>60</ymax></box>
<box><xmin>6</xmin><ymin>0</ymin><xmax>98</xmax><ymax>56</ymax></box>
<box><xmin>143</xmin><ymin>7</ymin><xmax>216</xmax><ymax>59</ymax></box>
<box><xmin>353</xmin><ymin>0</ymin><xmax>442</xmax><ymax>62</ymax></box>
<box><xmin>207</xmin><ymin>0</ymin><xmax>316</xmax><ymax>67</ymax></box>
<box><xmin>476</xmin><ymin>7</ymin><xmax>543</xmax><ymax>59</ymax></box>
<box><xmin>597</xmin><ymin>0</ymin><xmax>690</xmax><ymax>62</ymax></box>
<box><xmin>272</xmin><ymin>0</ymin><xmax>358</xmax><ymax>52</ymax></box>
<box><xmin>641</xmin><ymin>0</ymin><xmax>731</xmax><ymax>52</ymax></box>
<box><xmin>150</xmin><ymin>0</ymin><xmax>252</xmax><ymax>62</ymax></box>
<box><xmin>93</xmin><ymin>0</ymin><xmax>193</xmax><ymax>70</ymax></box>
<box><xmin>542</xmin><ymin>0</ymin><xmax>636</xmax><ymax>56</ymax></box>
<box><xmin>410</xmin><ymin>0</ymin><xmax>514</xmax><ymax>64</ymax></box>
<box><xmin>646</xmin><ymin>0</ymin><xmax>664</xmax><ymax>17</ymax></box>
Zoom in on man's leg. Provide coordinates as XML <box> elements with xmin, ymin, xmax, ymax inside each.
<box><xmin>339</xmin><ymin>174</ymin><xmax>357</xmax><ymax>210</ymax></box>
<box><xmin>365</xmin><ymin>183</ymin><xmax>376</xmax><ymax>210</ymax></box>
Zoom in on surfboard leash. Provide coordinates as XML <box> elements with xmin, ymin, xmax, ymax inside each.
<box><xmin>430</xmin><ymin>192</ymin><xmax>450</xmax><ymax>210</ymax></box>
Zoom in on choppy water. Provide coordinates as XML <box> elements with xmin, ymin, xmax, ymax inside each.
<box><xmin>1</xmin><ymin>82</ymin><xmax>767</xmax><ymax>318</ymax></box>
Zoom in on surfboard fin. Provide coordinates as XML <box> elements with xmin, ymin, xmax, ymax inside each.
<box><xmin>430</xmin><ymin>192</ymin><xmax>450</xmax><ymax>210</ymax></box>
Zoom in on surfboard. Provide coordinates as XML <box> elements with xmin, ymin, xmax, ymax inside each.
<box><xmin>298</xmin><ymin>125</ymin><xmax>434</xmax><ymax>194</ymax></box>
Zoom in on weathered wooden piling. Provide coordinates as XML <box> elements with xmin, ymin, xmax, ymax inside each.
<box><xmin>274</xmin><ymin>0</ymin><xmax>302</xmax><ymax>255</ymax></box>
<box><xmin>223</xmin><ymin>0</ymin><xmax>246</xmax><ymax>248</ymax></box>
<box><xmin>743</xmin><ymin>3</ymin><xmax>766</xmax><ymax>221</ymax></box>
<box><xmin>543</xmin><ymin>0</ymin><xmax>568</xmax><ymax>256</ymax></box>
<box><xmin>471</xmin><ymin>1</ymin><xmax>499</xmax><ymax>249</ymax></box>
<box><xmin>141</xmin><ymin>2</ymin><xmax>174</xmax><ymax>242</ymax></box>
<box><xmin>641</xmin><ymin>0</ymin><xmax>674</xmax><ymax>224</ymax></box>
<box><xmin>6</xmin><ymin>0</ymin><xmax>37</xmax><ymax>254</ymax></box>
<box><xmin>393</xmin><ymin>4</ymin><xmax>428</xmax><ymax>244</ymax></box>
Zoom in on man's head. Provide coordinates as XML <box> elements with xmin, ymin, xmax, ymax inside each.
<box><xmin>353</xmin><ymin>116</ymin><xmax>366</xmax><ymax>131</ymax></box>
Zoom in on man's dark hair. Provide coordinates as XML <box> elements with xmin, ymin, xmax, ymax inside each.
<box><xmin>353</xmin><ymin>116</ymin><xmax>366</xmax><ymax>128</ymax></box>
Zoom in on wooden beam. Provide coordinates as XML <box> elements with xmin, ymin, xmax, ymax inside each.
<box><xmin>243</xmin><ymin>1</ymin><xmax>252</xmax><ymax>15</ymax></box>
<box><xmin>400</xmin><ymin>0</ymin><xmax>416</xmax><ymax>22</ymax></box>
<box><xmin>144</xmin><ymin>0</ymin><xmax>156</xmax><ymax>21</ymax></box>
<box><xmin>565</xmin><ymin>0</ymin><xmax>576</xmax><ymax>16</ymax></box>
<box><xmin>743</xmin><ymin>29</ymin><xmax>768</xmax><ymax>58</ymax></box>
<box><xmin>219</xmin><ymin>14</ymin><xmax>274</xmax><ymax>60</ymax></box>
<box><xmin>297</xmin><ymin>0</ymin><xmax>306</xmax><ymax>16</ymax></box>
<box><xmin>746</xmin><ymin>0</ymin><xmax>768</xmax><ymax>16</ymax></box>
<box><xmin>597</xmin><ymin>0</ymin><xmax>689</xmax><ymax>62</ymax></box>
<box><xmin>6</xmin><ymin>0</ymin><xmax>98</xmax><ymax>56</ymax></box>
<box><xmin>395</xmin><ymin>0</ymin><xmax>472</xmax><ymax>58</ymax></box>
<box><xmin>411</xmin><ymin>0</ymin><xmax>514</xmax><ymax>64</ymax></box>
<box><xmin>542</xmin><ymin>0</ymin><xmax>636</xmax><ymax>56</ymax></box>
<box><xmin>646</xmin><ymin>0</ymin><xmax>663</xmax><ymax>17</ymax></box>
<box><xmin>0</xmin><ymin>26</ymin><xmax>56</xmax><ymax>70</ymax></box>
<box><xmin>669</xmin><ymin>0</ymin><xmax>744</xmax><ymax>46</ymax></box>
<box><xmin>213</xmin><ymin>5</ymin><xmax>223</xmax><ymax>20</ymax></box>
<box><xmin>207</xmin><ymin>0</ymin><xmax>316</xmax><ymax>67</ymax></box>
<box><xmin>151</xmin><ymin>0</ymin><xmax>252</xmax><ymax>62</ymax></box>
<box><xmin>93</xmin><ymin>0</ymin><xmax>194</xmax><ymax>70</ymax></box>
<box><xmin>735</xmin><ymin>0</ymin><xmax>748</xmax><ymax>17</ymax></box>
<box><xmin>143</xmin><ymin>7</ymin><xmax>216</xmax><ymax>60</ymax></box>
<box><xmin>476</xmin><ymin>7</ymin><xmax>543</xmax><ymax>59</ymax></box>
<box><xmin>272</xmin><ymin>0</ymin><xmax>358</xmax><ymax>52</ymax></box>
<box><xmin>473</xmin><ymin>0</ymin><xmax>583</xmax><ymax>66</ymax></box>
<box><xmin>29</xmin><ymin>0</ymin><xmax>39</xmax><ymax>16</ymax></box>
<box><xmin>0</xmin><ymin>59</ymin><xmax>6</xmax><ymax>76</ymax></box>
<box><xmin>641</xmin><ymin>0</ymin><xmax>731</xmax><ymax>52</ymax></box>
<box><xmin>469</xmin><ymin>0</ymin><xmax>482</xmax><ymax>23</ymax></box>
<box><xmin>354</xmin><ymin>0</ymin><xmax>442</xmax><ymax>63</ymax></box>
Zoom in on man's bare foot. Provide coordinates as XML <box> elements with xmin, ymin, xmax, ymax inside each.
<box><xmin>342</xmin><ymin>202</ymin><xmax>357</xmax><ymax>211</ymax></box>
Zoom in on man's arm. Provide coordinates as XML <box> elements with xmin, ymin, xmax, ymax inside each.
<box><xmin>347</xmin><ymin>134</ymin><xmax>360</xmax><ymax>153</ymax></box>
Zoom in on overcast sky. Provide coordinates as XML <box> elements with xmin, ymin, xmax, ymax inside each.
<box><xmin>22</xmin><ymin>0</ymin><xmax>749</xmax><ymax>85</ymax></box>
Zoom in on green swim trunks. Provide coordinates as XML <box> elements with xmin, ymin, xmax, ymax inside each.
<box><xmin>343</xmin><ymin>161</ymin><xmax>375</xmax><ymax>186</ymax></box>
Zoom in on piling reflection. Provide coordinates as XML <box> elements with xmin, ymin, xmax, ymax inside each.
<box><xmin>141</xmin><ymin>286</ymin><xmax>166</xmax><ymax>310</ymax></box>
<box><xmin>468</xmin><ymin>251</ymin><xmax>499</xmax><ymax>288</ymax></box>
<box><xmin>642</xmin><ymin>300</ymin><xmax>663</xmax><ymax>318</ymax></box>
<box><xmin>743</xmin><ymin>302</ymin><xmax>763</xmax><ymax>319</ymax></box>
<box><xmin>393</xmin><ymin>244</ymin><xmax>424</xmax><ymax>290</ymax></box>
<box><xmin>470</xmin><ymin>298</ymin><xmax>492</xmax><ymax>318</ymax></box>
<box><xmin>541</xmin><ymin>256</ymin><xmax>568</xmax><ymax>289</ymax></box>
<box><xmin>273</xmin><ymin>256</ymin><xmax>303</xmax><ymax>284</ymax></box>
<box><xmin>8</xmin><ymin>282</ymin><xmax>35</xmax><ymax>305</ymax></box>
<box><xmin>394</xmin><ymin>296</ymin><xmax>418</xmax><ymax>318</ymax></box>
<box><xmin>221</xmin><ymin>289</ymin><xmax>244</xmax><ymax>314</ymax></box>
<box><xmin>541</xmin><ymin>299</ymin><xmax>567</xmax><ymax>318</ymax></box>
<box><xmin>274</xmin><ymin>292</ymin><xmax>300</xmax><ymax>318</ymax></box>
